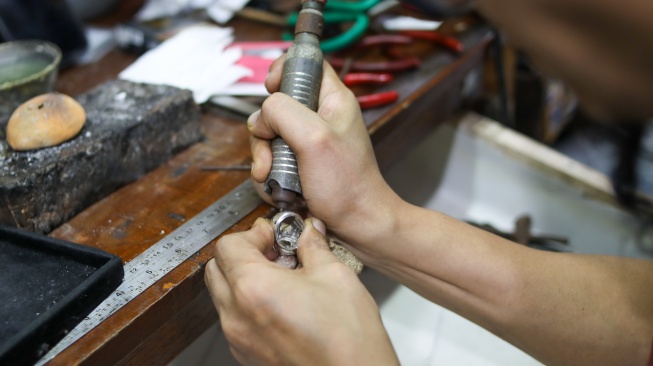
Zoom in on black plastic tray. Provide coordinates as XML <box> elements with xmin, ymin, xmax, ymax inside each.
<box><xmin>0</xmin><ymin>225</ymin><xmax>123</xmax><ymax>365</ymax></box>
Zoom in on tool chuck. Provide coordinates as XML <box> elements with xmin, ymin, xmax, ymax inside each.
<box><xmin>265</xmin><ymin>0</ymin><xmax>325</xmax><ymax>211</ymax></box>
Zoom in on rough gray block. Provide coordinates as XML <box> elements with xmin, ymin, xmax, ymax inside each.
<box><xmin>0</xmin><ymin>80</ymin><xmax>203</xmax><ymax>233</ymax></box>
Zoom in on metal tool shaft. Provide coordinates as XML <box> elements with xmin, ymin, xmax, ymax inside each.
<box><xmin>265</xmin><ymin>0</ymin><xmax>325</xmax><ymax>210</ymax></box>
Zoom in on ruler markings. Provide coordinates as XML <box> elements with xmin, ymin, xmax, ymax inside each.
<box><xmin>36</xmin><ymin>179</ymin><xmax>262</xmax><ymax>365</ymax></box>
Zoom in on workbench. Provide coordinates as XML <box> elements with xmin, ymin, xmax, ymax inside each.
<box><xmin>45</xmin><ymin>1</ymin><xmax>492</xmax><ymax>364</ymax></box>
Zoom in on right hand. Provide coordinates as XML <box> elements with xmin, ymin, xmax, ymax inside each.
<box><xmin>248</xmin><ymin>57</ymin><xmax>401</xmax><ymax>246</ymax></box>
<box><xmin>205</xmin><ymin>217</ymin><xmax>400</xmax><ymax>366</ymax></box>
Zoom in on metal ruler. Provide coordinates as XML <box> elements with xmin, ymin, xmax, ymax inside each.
<box><xmin>37</xmin><ymin>179</ymin><xmax>262</xmax><ymax>365</ymax></box>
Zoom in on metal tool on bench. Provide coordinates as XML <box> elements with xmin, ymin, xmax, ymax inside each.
<box><xmin>343</xmin><ymin>72</ymin><xmax>398</xmax><ymax>109</ymax></box>
<box><xmin>265</xmin><ymin>0</ymin><xmax>326</xmax><ymax>256</ymax></box>
<box><xmin>36</xmin><ymin>179</ymin><xmax>263</xmax><ymax>364</ymax></box>
<box><xmin>467</xmin><ymin>215</ymin><xmax>571</xmax><ymax>252</ymax></box>
<box><xmin>331</xmin><ymin>34</ymin><xmax>417</xmax><ymax>110</ymax></box>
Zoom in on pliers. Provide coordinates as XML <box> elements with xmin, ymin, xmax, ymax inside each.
<box><xmin>342</xmin><ymin>72</ymin><xmax>399</xmax><ymax>109</ymax></box>
<box><xmin>397</xmin><ymin>30</ymin><xmax>465</xmax><ymax>54</ymax></box>
<box><xmin>467</xmin><ymin>215</ymin><xmax>571</xmax><ymax>253</ymax></box>
<box><xmin>329</xmin><ymin>34</ymin><xmax>417</xmax><ymax>109</ymax></box>
<box><xmin>329</xmin><ymin>34</ymin><xmax>421</xmax><ymax>72</ymax></box>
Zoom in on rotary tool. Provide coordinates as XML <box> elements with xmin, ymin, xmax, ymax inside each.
<box><xmin>265</xmin><ymin>0</ymin><xmax>326</xmax><ymax>255</ymax></box>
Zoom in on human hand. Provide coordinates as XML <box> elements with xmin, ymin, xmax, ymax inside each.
<box><xmin>248</xmin><ymin>57</ymin><xmax>403</xmax><ymax>247</ymax></box>
<box><xmin>205</xmin><ymin>217</ymin><xmax>399</xmax><ymax>366</ymax></box>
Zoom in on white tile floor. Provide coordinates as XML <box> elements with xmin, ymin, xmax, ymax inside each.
<box><xmin>170</xmin><ymin>120</ymin><xmax>652</xmax><ymax>366</ymax></box>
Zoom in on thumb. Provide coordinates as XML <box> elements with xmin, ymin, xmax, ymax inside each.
<box><xmin>249</xmin><ymin>92</ymin><xmax>330</xmax><ymax>149</ymax></box>
<box><xmin>296</xmin><ymin>218</ymin><xmax>338</xmax><ymax>268</ymax></box>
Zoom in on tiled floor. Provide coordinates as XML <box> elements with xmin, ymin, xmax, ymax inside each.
<box><xmin>170</xmin><ymin>120</ymin><xmax>652</xmax><ymax>365</ymax></box>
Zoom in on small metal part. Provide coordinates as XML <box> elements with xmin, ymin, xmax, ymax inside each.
<box><xmin>272</xmin><ymin>211</ymin><xmax>305</xmax><ymax>256</ymax></box>
<box><xmin>295</xmin><ymin>10</ymin><xmax>324</xmax><ymax>35</ymax></box>
<box><xmin>466</xmin><ymin>215</ymin><xmax>571</xmax><ymax>252</ymax></box>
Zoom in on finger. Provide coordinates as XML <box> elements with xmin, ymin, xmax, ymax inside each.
<box><xmin>265</xmin><ymin>56</ymin><xmax>346</xmax><ymax>102</ymax></box>
<box><xmin>249</xmin><ymin>68</ymin><xmax>360</xmax><ymax>145</ymax></box>
<box><xmin>318</xmin><ymin>62</ymin><xmax>361</xmax><ymax>124</ymax></box>
<box><xmin>214</xmin><ymin>218</ymin><xmax>276</xmax><ymax>277</ymax></box>
<box><xmin>319</xmin><ymin>61</ymin><xmax>352</xmax><ymax>105</ymax></box>
<box><xmin>296</xmin><ymin>218</ymin><xmax>340</xmax><ymax>269</ymax></box>
<box><xmin>250</xmin><ymin>93</ymin><xmax>333</xmax><ymax>156</ymax></box>
<box><xmin>221</xmin><ymin>217</ymin><xmax>275</xmax><ymax>257</ymax></box>
<box><xmin>262</xmin><ymin>56</ymin><xmax>358</xmax><ymax>120</ymax></box>
<box><xmin>205</xmin><ymin>258</ymin><xmax>231</xmax><ymax>311</ymax></box>
<box><xmin>251</xmin><ymin>179</ymin><xmax>275</xmax><ymax>207</ymax></box>
<box><xmin>264</xmin><ymin>54</ymin><xmax>286</xmax><ymax>94</ymax></box>
<box><xmin>249</xmin><ymin>134</ymin><xmax>271</xmax><ymax>183</ymax></box>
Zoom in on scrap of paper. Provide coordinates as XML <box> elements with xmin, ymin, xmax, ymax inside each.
<box><xmin>119</xmin><ymin>25</ymin><xmax>252</xmax><ymax>103</ymax></box>
<box><xmin>382</xmin><ymin>16</ymin><xmax>443</xmax><ymax>31</ymax></box>
<box><xmin>136</xmin><ymin>0</ymin><xmax>250</xmax><ymax>22</ymax></box>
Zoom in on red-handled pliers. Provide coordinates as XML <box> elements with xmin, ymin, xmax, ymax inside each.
<box><xmin>398</xmin><ymin>30</ymin><xmax>465</xmax><ymax>54</ymax></box>
<box><xmin>329</xmin><ymin>35</ymin><xmax>421</xmax><ymax>73</ymax></box>
<box><xmin>356</xmin><ymin>91</ymin><xmax>399</xmax><ymax>109</ymax></box>
<box><xmin>342</xmin><ymin>72</ymin><xmax>399</xmax><ymax>109</ymax></box>
<box><xmin>343</xmin><ymin>72</ymin><xmax>393</xmax><ymax>85</ymax></box>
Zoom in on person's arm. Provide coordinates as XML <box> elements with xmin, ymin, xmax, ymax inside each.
<box><xmin>356</xmin><ymin>203</ymin><xmax>653</xmax><ymax>365</ymax></box>
<box><xmin>245</xmin><ymin>58</ymin><xmax>653</xmax><ymax>365</ymax></box>
<box><xmin>472</xmin><ymin>0</ymin><xmax>653</xmax><ymax>121</ymax></box>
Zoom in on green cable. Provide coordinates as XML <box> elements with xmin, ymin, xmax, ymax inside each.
<box><xmin>325</xmin><ymin>0</ymin><xmax>381</xmax><ymax>12</ymax></box>
<box><xmin>283</xmin><ymin>14</ymin><xmax>369</xmax><ymax>53</ymax></box>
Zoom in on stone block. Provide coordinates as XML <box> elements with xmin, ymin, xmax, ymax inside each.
<box><xmin>0</xmin><ymin>80</ymin><xmax>203</xmax><ymax>233</ymax></box>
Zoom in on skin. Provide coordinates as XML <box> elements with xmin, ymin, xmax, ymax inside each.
<box><xmin>206</xmin><ymin>1</ymin><xmax>653</xmax><ymax>364</ymax></box>
<box><xmin>473</xmin><ymin>0</ymin><xmax>653</xmax><ymax>121</ymax></box>
<box><xmin>205</xmin><ymin>218</ymin><xmax>398</xmax><ymax>365</ymax></box>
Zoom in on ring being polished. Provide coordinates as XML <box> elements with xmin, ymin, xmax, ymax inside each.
<box><xmin>272</xmin><ymin>211</ymin><xmax>305</xmax><ymax>256</ymax></box>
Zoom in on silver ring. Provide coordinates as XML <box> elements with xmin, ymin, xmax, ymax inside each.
<box><xmin>272</xmin><ymin>211</ymin><xmax>304</xmax><ymax>256</ymax></box>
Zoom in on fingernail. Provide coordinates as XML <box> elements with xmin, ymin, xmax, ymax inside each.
<box><xmin>311</xmin><ymin>218</ymin><xmax>326</xmax><ymax>236</ymax></box>
<box><xmin>247</xmin><ymin>110</ymin><xmax>260</xmax><ymax>130</ymax></box>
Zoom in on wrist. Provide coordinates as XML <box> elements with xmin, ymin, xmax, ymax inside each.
<box><xmin>333</xmin><ymin>181</ymin><xmax>410</xmax><ymax>263</ymax></box>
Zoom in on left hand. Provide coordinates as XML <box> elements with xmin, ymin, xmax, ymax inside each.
<box><xmin>204</xmin><ymin>217</ymin><xmax>399</xmax><ymax>366</ymax></box>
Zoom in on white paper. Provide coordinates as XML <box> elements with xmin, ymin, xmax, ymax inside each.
<box><xmin>136</xmin><ymin>0</ymin><xmax>249</xmax><ymax>21</ymax></box>
<box><xmin>119</xmin><ymin>25</ymin><xmax>252</xmax><ymax>103</ymax></box>
<box><xmin>207</xmin><ymin>0</ymin><xmax>250</xmax><ymax>24</ymax></box>
<box><xmin>383</xmin><ymin>16</ymin><xmax>443</xmax><ymax>31</ymax></box>
<box><xmin>217</xmin><ymin>82</ymin><xmax>269</xmax><ymax>96</ymax></box>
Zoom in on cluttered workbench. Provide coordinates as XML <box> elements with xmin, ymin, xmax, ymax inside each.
<box><xmin>2</xmin><ymin>0</ymin><xmax>492</xmax><ymax>364</ymax></box>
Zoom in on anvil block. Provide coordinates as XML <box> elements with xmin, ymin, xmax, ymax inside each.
<box><xmin>0</xmin><ymin>80</ymin><xmax>203</xmax><ymax>233</ymax></box>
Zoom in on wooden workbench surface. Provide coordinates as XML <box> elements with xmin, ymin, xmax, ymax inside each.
<box><xmin>46</xmin><ymin>3</ymin><xmax>492</xmax><ymax>364</ymax></box>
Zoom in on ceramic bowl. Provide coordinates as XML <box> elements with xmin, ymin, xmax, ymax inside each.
<box><xmin>0</xmin><ymin>40</ymin><xmax>61</xmax><ymax>121</ymax></box>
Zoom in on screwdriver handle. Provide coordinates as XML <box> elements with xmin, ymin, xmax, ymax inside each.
<box><xmin>265</xmin><ymin>0</ymin><xmax>325</xmax><ymax>209</ymax></box>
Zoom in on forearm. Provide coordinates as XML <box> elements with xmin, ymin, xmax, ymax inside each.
<box><xmin>349</xmin><ymin>200</ymin><xmax>529</xmax><ymax>328</ymax></box>
<box><xmin>347</xmin><ymin>199</ymin><xmax>653</xmax><ymax>365</ymax></box>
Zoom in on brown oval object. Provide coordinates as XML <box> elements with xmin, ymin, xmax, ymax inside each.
<box><xmin>6</xmin><ymin>93</ymin><xmax>86</xmax><ymax>151</ymax></box>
